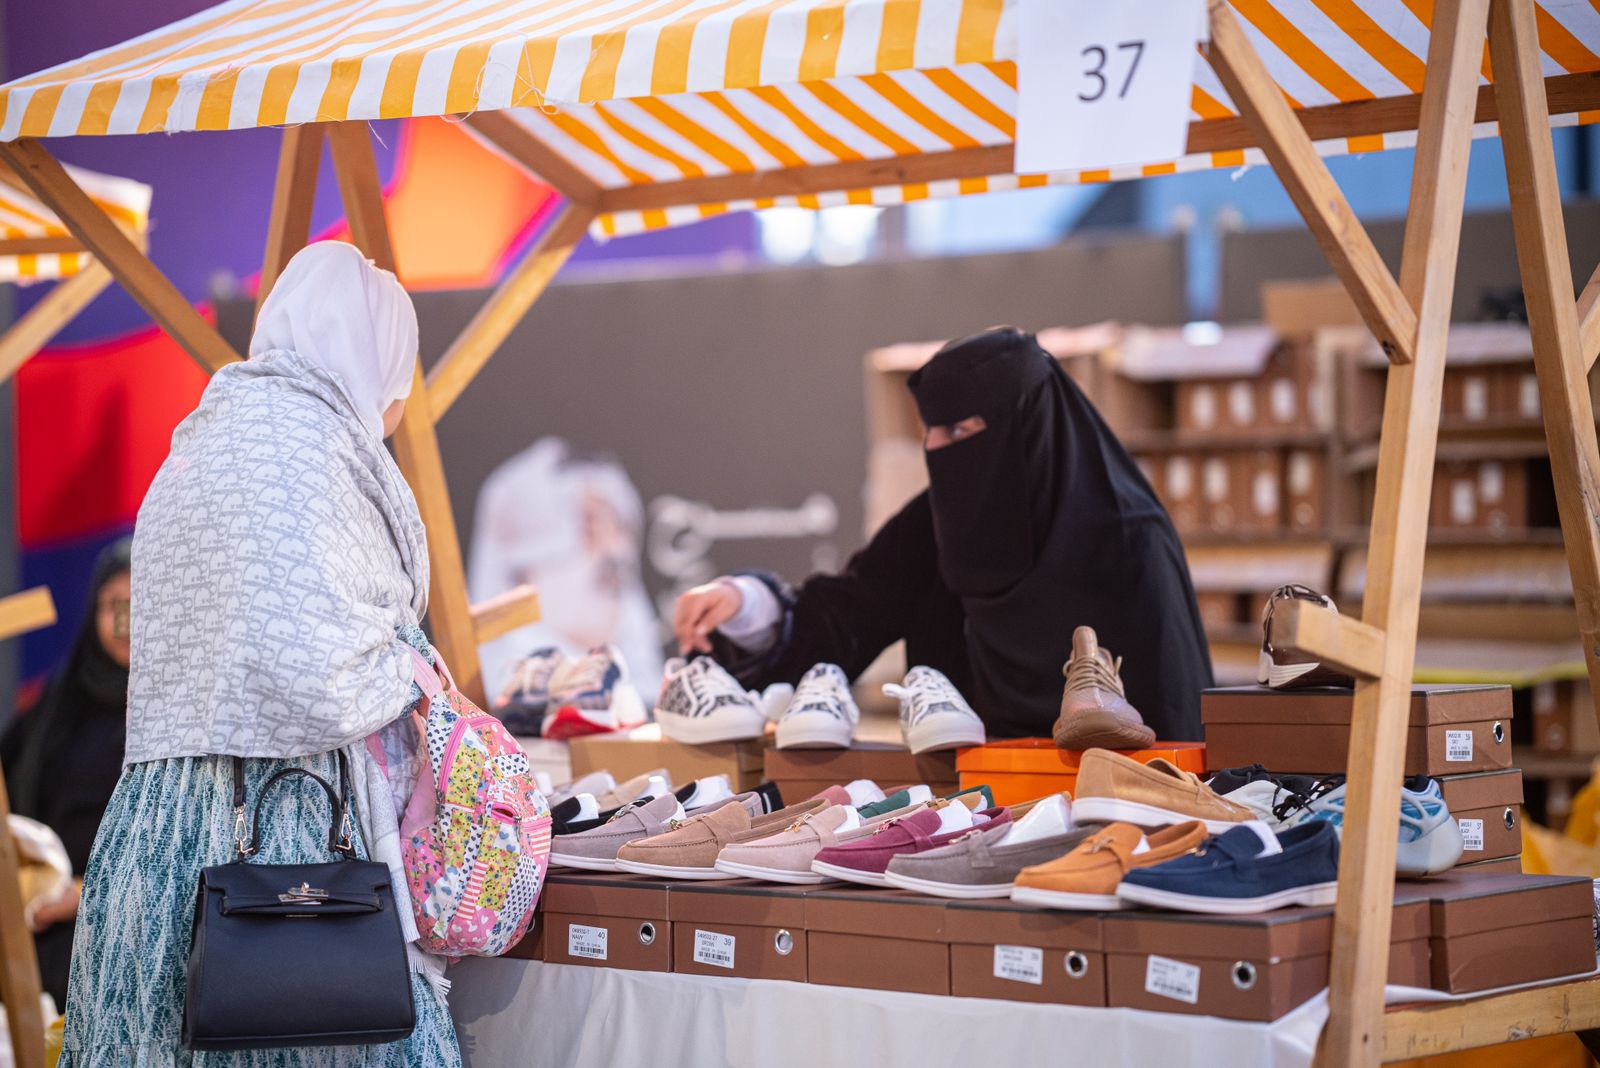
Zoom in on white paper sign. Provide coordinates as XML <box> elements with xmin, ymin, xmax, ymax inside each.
<box><xmin>1016</xmin><ymin>0</ymin><xmax>1208</xmax><ymax>173</ymax></box>
<box><xmin>1145</xmin><ymin>954</ymin><xmax>1201</xmax><ymax>1004</ymax></box>
<box><xmin>1445</xmin><ymin>729</ymin><xmax>1474</xmax><ymax>762</ymax></box>
<box><xmin>567</xmin><ymin>923</ymin><xmax>608</xmax><ymax>961</ymax></box>
<box><xmin>693</xmin><ymin>929</ymin><xmax>736</xmax><ymax>969</ymax></box>
<box><xmin>993</xmin><ymin>944</ymin><xmax>1045</xmax><ymax>985</ymax></box>
<box><xmin>1459</xmin><ymin>818</ymin><xmax>1485</xmax><ymax>852</ymax></box>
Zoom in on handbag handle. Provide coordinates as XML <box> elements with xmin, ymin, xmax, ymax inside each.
<box><xmin>232</xmin><ymin>751</ymin><xmax>355</xmax><ymax>861</ymax></box>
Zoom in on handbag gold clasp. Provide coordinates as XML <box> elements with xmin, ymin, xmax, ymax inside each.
<box><xmin>278</xmin><ymin>882</ymin><xmax>329</xmax><ymax>904</ymax></box>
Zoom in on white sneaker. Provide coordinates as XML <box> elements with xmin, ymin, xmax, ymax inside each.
<box><xmin>655</xmin><ymin>657</ymin><xmax>791</xmax><ymax>744</ymax></box>
<box><xmin>883</xmin><ymin>666</ymin><xmax>987</xmax><ymax>754</ymax></box>
<box><xmin>541</xmin><ymin>645</ymin><xmax>648</xmax><ymax>740</ymax></box>
<box><xmin>775</xmin><ymin>664</ymin><xmax>860</xmax><ymax>749</ymax></box>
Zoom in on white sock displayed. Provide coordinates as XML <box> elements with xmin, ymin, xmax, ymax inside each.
<box><xmin>999</xmin><ymin>794</ymin><xmax>1073</xmax><ymax>847</ymax></box>
<box><xmin>641</xmin><ymin>775</ymin><xmax>672</xmax><ymax>803</ymax></box>
<box><xmin>1131</xmin><ymin>836</ymin><xmax>1151</xmax><ymax>856</ymax></box>
<box><xmin>682</xmin><ymin>775</ymin><xmax>734</xmax><ymax>810</ymax></box>
<box><xmin>835</xmin><ymin>808</ymin><xmax>863</xmax><ymax>833</ymax></box>
<box><xmin>534</xmin><ymin>771</ymin><xmax>555</xmax><ymax>796</ymax></box>
<box><xmin>572</xmin><ymin>794</ymin><xmax>600</xmax><ymax>823</ymax></box>
<box><xmin>843</xmin><ymin>779</ymin><xmax>886</xmax><ymax>806</ymax></box>
<box><xmin>902</xmin><ymin>785</ymin><xmax>934</xmax><ymax>806</ymax></box>
<box><xmin>932</xmin><ymin>802</ymin><xmax>975</xmax><ymax>836</ymax></box>
<box><xmin>1240</xmin><ymin>820</ymin><xmax>1284</xmax><ymax>857</ymax></box>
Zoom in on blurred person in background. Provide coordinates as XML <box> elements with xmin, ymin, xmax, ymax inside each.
<box><xmin>1</xmin><ymin>536</ymin><xmax>132</xmax><ymax>1008</ymax></box>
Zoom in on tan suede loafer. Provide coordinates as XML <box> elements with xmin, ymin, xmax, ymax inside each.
<box><xmin>1010</xmin><ymin>820</ymin><xmax>1207</xmax><ymax>909</ymax></box>
<box><xmin>614</xmin><ymin>796</ymin><xmax>828</xmax><ymax>879</ymax></box>
<box><xmin>1072</xmin><ymin>749</ymin><xmax>1254</xmax><ymax>833</ymax></box>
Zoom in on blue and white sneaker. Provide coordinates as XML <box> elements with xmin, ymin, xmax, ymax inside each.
<box><xmin>1117</xmin><ymin>821</ymin><xmax>1340</xmax><ymax>914</ymax></box>
<box><xmin>884</xmin><ymin>666</ymin><xmax>987</xmax><ymax>754</ymax></box>
<box><xmin>775</xmin><ymin>664</ymin><xmax>860</xmax><ymax>749</ymax></box>
<box><xmin>1284</xmin><ymin>776</ymin><xmax>1463</xmax><ymax>876</ymax></box>
<box><xmin>541</xmin><ymin>645</ymin><xmax>648</xmax><ymax>740</ymax></box>
<box><xmin>495</xmin><ymin>647</ymin><xmax>565</xmax><ymax>735</ymax></box>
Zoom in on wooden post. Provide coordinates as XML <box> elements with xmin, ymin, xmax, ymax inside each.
<box><xmin>0</xmin><ymin>139</ymin><xmax>238</xmax><ymax>374</ymax></box>
<box><xmin>325</xmin><ymin>121</ymin><xmax>487</xmax><ymax>704</ymax></box>
<box><xmin>0</xmin><ymin>261</ymin><xmax>112</xmax><ymax>387</ymax></box>
<box><xmin>1489</xmin><ymin>0</ymin><xmax>1600</xmax><ymax>748</ymax></box>
<box><xmin>256</xmin><ymin>123</ymin><xmax>325</xmax><ymax>323</ymax></box>
<box><xmin>0</xmin><ymin>587</ymin><xmax>56</xmax><ymax>643</ymax></box>
<box><xmin>425</xmin><ymin>204</ymin><xmax>591</xmax><ymax>420</ymax></box>
<box><xmin>1317</xmin><ymin>3</ymin><xmax>1490</xmax><ymax>1065</ymax></box>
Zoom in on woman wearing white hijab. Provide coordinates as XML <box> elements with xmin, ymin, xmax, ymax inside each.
<box><xmin>58</xmin><ymin>243</ymin><xmax>461</xmax><ymax>1065</ymax></box>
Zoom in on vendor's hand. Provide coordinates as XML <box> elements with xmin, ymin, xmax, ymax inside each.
<box><xmin>673</xmin><ymin>580</ymin><xmax>742</xmax><ymax>654</ymax></box>
<box><xmin>31</xmin><ymin>878</ymin><xmax>80</xmax><ymax>932</ymax></box>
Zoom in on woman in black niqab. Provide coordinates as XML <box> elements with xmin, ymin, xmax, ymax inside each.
<box><xmin>1</xmin><ymin>536</ymin><xmax>132</xmax><ymax>1007</ymax></box>
<box><xmin>687</xmin><ymin>327</ymin><xmax>1211</xmax><ymax>740</ymax></box>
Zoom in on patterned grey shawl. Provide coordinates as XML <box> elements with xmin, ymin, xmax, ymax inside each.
<box><xmin>124</xmin><ymin>348</ymin><xmax>430</xmax><ymax>764</ymax></box>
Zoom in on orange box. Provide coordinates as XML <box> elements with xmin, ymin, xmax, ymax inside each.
<box><xmin>955</xmin><ymin>739</ymin><xmax>1208</xmax><ymax>807</ymax></box>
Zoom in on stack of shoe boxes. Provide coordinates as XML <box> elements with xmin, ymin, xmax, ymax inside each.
<box><xmin>764</xmin><ymin>744</ymin><xmax>961</xmax><ymax>805</ymax></box>
<box><xmin>566</xmin><ymin>724</ymin><xmax>767</xmax><ymax>793</ymax></box>
<box><xmin>1201</xmin><ymin>684</ymin><xmax>1521</xmax><ymax>872</ymax></box>
<box><xmin>954</xmin><ymin>739</ymin><xmax>1207</xmax><ymax>808</ymax></box>
<box><xmin>518</xmin><ymin>868</ymin><xmax>1594</xmax><ymax>1019</ymax></box>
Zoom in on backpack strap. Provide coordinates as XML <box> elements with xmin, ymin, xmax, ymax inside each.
<box><xmin>409</xmin><ymin>646</ymin><xmax>444</xmax><ymax>701</ymax></box>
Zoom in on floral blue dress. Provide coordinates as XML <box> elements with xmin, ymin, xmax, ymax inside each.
<box><xmin>59</xmin><ymin>626</ymin><xmax>460</xmax><ymax>1067</ymax></box>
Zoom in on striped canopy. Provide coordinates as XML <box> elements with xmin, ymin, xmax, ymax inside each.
<box><xmin>0</xmin><ymin>164</ymin><xmax>151</xmax><ymax>283</ymax></box>
<box><xmin>2</xmin><ymin>0</ymin><xmax>1598</xmax><ymax>237</ymax></box>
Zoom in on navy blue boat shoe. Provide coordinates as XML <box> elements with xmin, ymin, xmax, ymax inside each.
<box><xmin>1116</xmin><ymin>821</ymin><xmax>1339</xmax><ymax>914</ymax></box>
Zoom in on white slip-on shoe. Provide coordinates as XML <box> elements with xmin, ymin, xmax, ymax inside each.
<box><xmin>884</xmin><ymin>666</ymin><xmax>987</xmax><ymax>754</ymax></box>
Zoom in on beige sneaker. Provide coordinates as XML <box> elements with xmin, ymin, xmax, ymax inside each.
<box><xmin>1053</xmin><ymin>626</ymin><xmax>1156</xmax><ymax>750</ymax></box>
<box><xmin>1072</xmin><ymin>748</ymin><xmax>1254</xmax><ymax>833</ymax></box>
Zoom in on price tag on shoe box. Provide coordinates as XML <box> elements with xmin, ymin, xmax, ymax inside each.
<box><xmin>1016</xmin><ymin>0</ymin><xmax>1208</xmax><ymax>173</ymax></box>
<box><xmin>567</xmin><ymin>924</ymin><xmax>608</xmax><ymax>961</ymax></box>
<box><xmin>1144</xmin><ymin>954</ymin><xmax>1201</xmax><ymax>1005</ymax></box>
<box><xmin>1458</xmin><ymin>818</ymin><xmax>1485</xmax><ymax>852</ymax></box>
<box><xmin>1445</xmin><ymin>730</ymin><xmax>1474</xmax><ymax>762</ymax></box>
<box><xmin>993</xmin><ymin>944</ymin><xmax>1045</xmax><ymax>985</ymax></box>
<box><xmin>693</xmin><ymin>930</ymin><xmax>736</xmax><ymax>970</ymax></box>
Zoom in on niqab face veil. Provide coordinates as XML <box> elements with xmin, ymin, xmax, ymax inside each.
<box><xmin>906</xmin><ymin>327</ymin><xmax>1212</xmax><ymax>740</ymax></box>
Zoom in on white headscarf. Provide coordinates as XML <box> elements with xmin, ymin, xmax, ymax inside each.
<box><xmin>250</xmin><ymin>241</ymin><xmax>418</xmax><ymax>439</ymax></box>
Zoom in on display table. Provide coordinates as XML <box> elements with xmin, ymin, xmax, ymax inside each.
<box><xmin>446</xmin><ymin>959</ymin><xmax>1327</xmax><ymax>1068</ymax></box>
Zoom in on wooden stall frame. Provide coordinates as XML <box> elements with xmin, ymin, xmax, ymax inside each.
<box><xmin>0</xmin><ymin>586</ymin><xmax>57</xmax><ymax>1068</ymax></box>
<box><xmin>1</xmin><ymin>2</ymin><xmax>1598</xmax><ymax>1064</ymax></box>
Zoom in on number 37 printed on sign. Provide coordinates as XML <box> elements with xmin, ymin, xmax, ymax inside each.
<box><xmin>1015</xmin><ymin>0</ymin><xmax>1208</xmax><ymax>175</ymax></box>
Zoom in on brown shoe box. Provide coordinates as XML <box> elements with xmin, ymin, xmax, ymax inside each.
<box><xmin>1103</xmin><ymin>902</ymin><xmax>1431</xmax><ymax>1022</ymax></box>
<box><xmin>765</xmin><ymin>743</ymin><xmax>960</xmax><ymax>803</ymax></box>
<box><xmin>1452</xmin><ymin>854</ymin><xmax>1523</xmax><ymax>873</ymax></box>
<box><xmin>668</xmin><ymin>881</ymin><xmax>809</xmax><ymax>982</ymax></box>
<box><xmin>567</xmin><ymin>724</ymin><xmax>766</xmax><ymax>792</ymax></box>
<box><xmin>1284</xmin><ymin>448</ymin><xmax>1326</xmax><ymax>533</ymax></box>
<box><xmin>944</xmin><ymin>900</ymin><xmax>1105</xmax><ymax>1007</ymax></box>
<box><xmin>1398</xmin><ymin>872</ymin><xmax>1594</xmax><ymax>993</ymax></box>
<box><xmin>536</xmin><ymin>872</ymin><xmax>674</xmax><ymax>972</ymax></box>
<box><xmin>1436</xmin><ymin>769</ymin><xmax>1523</xmax><ymax>864</ymax></box>
<box><xmin>1201</xmin><ymin>685</ymin><xmax>1512</xmax><ymax>775</ymax></box>
<box><xmin>1230</xmin><ymin>449</ymin><xmax>1284</xmax><ymax>534</ymax></box>
<box><xmin>804</xmin><ymin>886</ymin><xmax>951</xmax><ymax>995</ymax></box>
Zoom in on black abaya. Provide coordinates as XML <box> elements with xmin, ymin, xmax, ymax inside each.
<box><xmin>714</xmin><ymin>328</ymin><xmax>1212</xmax><ymax>740</ymax></box>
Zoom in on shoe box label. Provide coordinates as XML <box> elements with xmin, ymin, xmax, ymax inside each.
<box><xmin>567</xmin><ymin>924</ymin><xmax>609</xmax><ymax>961</ymax></box>
<box><xmin>1458</xmin><ymin>818</ymin><xmax>1484</xmax><ymax>852</ymax></box>
<box><xmin>1445</xmin><ymin>730</ymin><xmax>1474</xmax><ymax>762</ymax></box>
<box><xmin>693</xmin><ymin>929</ymin><xmax>736</xmax><ymax>970</ymax></box>
<box><xmin>992</xmin><ymin>944</ymin><xmax>1044</xmax><ymax>986</ymax></box>
<box><xmin>1144</xmin><ymin>954</ymin><xmax>1201</xmax><ymax>1005</ymax></box>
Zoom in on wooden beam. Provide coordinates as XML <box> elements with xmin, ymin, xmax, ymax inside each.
<box><xmin>597</xmin><ymin>71</ymin><xmax>1600</xmax><ymax>217</ymax></box>
<box><xmin>1383</xmin><ymin>978</ymin><xmax>1600</xmax><ymax>1060</ymax></box>
<box><xmin>0</xmin><ymin>768</ymin><xmax>44</xmax><ymax>1068</ymax></box>
<box><xmin>0</xmin><ymin>587</ymin><xmax>55</xmax><ymax>644</ymax></box>
<box><xmin>0</xmin><ymin>235</ymin><xmax>85</xmax><ymax>256</ymax></box>
<box><xmin>256</xmin><ymin>123</ymin><xmax>325</xmax><ymax>323</ymax></box>
<box><xmin>1319</xmin><ymin>2</ymin><xmax>1490</xmax><ymax>1065</ymax></box>
<box><xmin>471</xmin><ymin>585</ymin><xmax>542</xmax><ymax>645</ymax></box>
<box><xmin>1275</xmin><ymin>598</ymin><xmax>1385</xmax><ymax>680</ymax></box>
<box><xmin>1490</xmin><ymin>0</ymin><xmax>1600</xmax><ymax>822</ymax></box>
<box><xmin>0</xmin><ymin>260</ymin><xmax>112</xmax><ymax>387</ymax></box>
<box><xmin>326</xmin><ymin>121</ymin><xmax>487</xmax><ymax>706</ymax></box>
<box><xmin>464</xmin><ymin>111</ymin><xmax>602</xmax><ymax>208</ymax></box>
<box><xmin>0</xmin><ymin>139</ymin><xmax>238</xmax><ymax>375</ymax></box>
<box><xmin>426</xmin><ymin>204</ymin><xmax>591</xmax><ymax>420</ymax></box>
<box><xmin>1206</xmin><ymin>0</ymin><xmax>1417</xmax><ymax>366</ymax></box>
<box><xmin>1579</xmin><ymin>258</ymin><xmax>1600</xmax><ymax>370</ymax></box>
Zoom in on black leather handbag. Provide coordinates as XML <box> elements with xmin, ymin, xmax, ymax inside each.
<box><xmin>182</xmin><ymin>753</ymin><xmax>416</xmax><ymax>1050</ymax></box>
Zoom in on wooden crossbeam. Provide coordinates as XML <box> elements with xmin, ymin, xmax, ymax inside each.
<box><xmin>0</xmin><ymin>236</ymin><xmax>85</xmax><ymax>256</ymax></box>
<box><xmin>1274</xmin><ymin>599</ymin><xmax>1385</xmax><ymax>680</ymax></box>
<box><xmin>0</xmin><ymin>260</ymin><xmax>113</xmax><ymax>387</ymax></box>
<box><xmin>471</xmin><ymin>585</ymin><xmax>542</xmax><ymax>645</ymax></box>
<box><xmin>326</xmin><ymin>120</ymin><xmax>487</xmax><ymax>705</ymax></box>
<box><xmin>463</xmin><ymin>111</ymin><xmax>602</xmax><ymax>208</ymax></box>
<box><xmin>0</xmin><ymin>139</ymin><xmax>238</xmax><ymax>374</ymax></box>
<box><xmin>0</xmin><ymin>587</ymin><xmax>55</xmax><ymax>644</ymax></box>
<box><xmin>1578</xmin><ymin>259</ymin><xmax>1600</xmax><ymax>370</ymax></box>
<box><xmin>256</xmin><ymin>123</ymin><xmax>325</xmax><ymax>323</ymax></box>
<box><xmin>426</xmin><ymin>204</ymin><xmax>591</xmax><ymax>421</ymax></box>
<box><xmin>1490</xmin><ymin>0</ymin><xmax>1600</xmax><ymax>780</ymax></box>
<box><xmin>1383</xmin><ymin>978</ymin><xmax>1600</xmax><ymax>1060</ymax></box>
<box><xmin>1206</xmin><ymin>0</ymin><xmax>1417</xmax><ymax>367</ymax></box>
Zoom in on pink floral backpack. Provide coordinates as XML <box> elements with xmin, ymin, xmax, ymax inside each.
<box><xmin>391</xmin><ymin>647</ymin><xmax>551</xmax><ymax>958</ymax></box>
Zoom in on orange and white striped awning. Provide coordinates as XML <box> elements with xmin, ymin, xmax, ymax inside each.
<box><xmin>2</xmin><ymin>0</ymin><xmax>1599</xmax><ymax>237</ymax></box>
<box><xmin>0</xmin><ymin>164</ymin><xmax>151</xmax><ymax>284</ymax></box>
